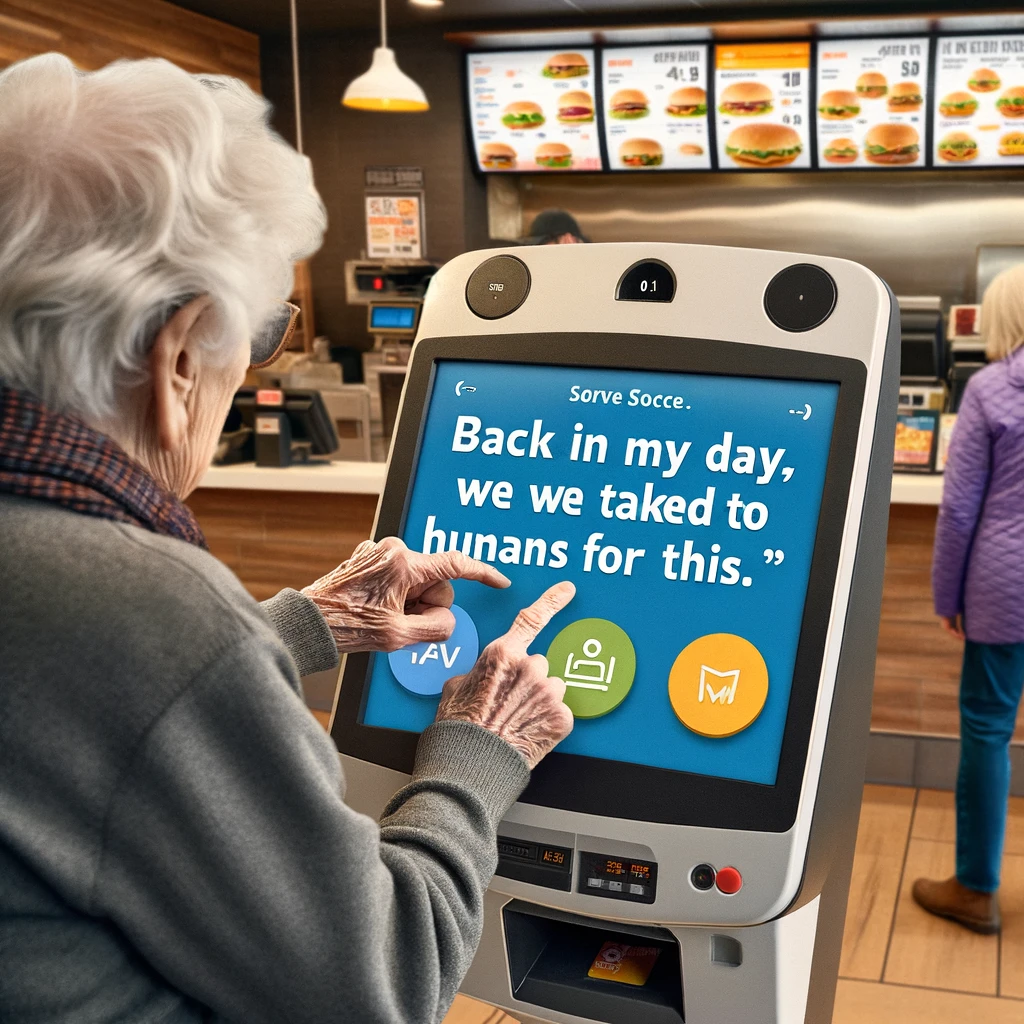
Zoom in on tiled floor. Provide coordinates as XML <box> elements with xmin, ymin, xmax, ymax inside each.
<box><xmin>445</xmin><ymin>785</ymin><xmax>1024</xmax><ymax>1023</ymax></box>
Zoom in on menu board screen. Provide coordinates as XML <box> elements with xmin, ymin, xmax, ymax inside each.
<box><xmin>467</xmin><ymin>49</ymin><xmax>603</xmax><ymax>173</ymax></box>
<box><xmin>933</xmin><ymin>34</ymin><xmax>1024</xmax><ymax>167</ymax></box>
<box><xmin>602</xmin><ymin>45</ymin><xmax>712</xmax><ymax>171</ymax></box>
<box><xmin>816</xmin><ymin>37</ymin><xmax>929</xmax><ymax>169</ymax></box>
<box><xmin>714</xmin><ymin>43</ymin><xmax>811</xmax><ymax>170</ymax></box>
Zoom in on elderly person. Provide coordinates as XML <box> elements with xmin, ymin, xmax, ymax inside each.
<box><xmin>0</xmin><ymin>53</ymin><xmax>573</xmax><ymax>1024</ymax></box>
<box><xmin>913</xmin><ymin>264</ymin><xmax>1024</xmax><ymax>935</ymax></box>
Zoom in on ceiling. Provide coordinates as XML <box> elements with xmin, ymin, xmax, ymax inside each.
<box><xmin>168</xmin><ymin>0</ymin><xmax>1016</xmax><ymax>37</ymax></box>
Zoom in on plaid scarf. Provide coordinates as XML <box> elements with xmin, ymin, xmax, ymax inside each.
<box><xmin>0</xmin><ymin>382</ymin><xmax>207</xmax><ymax>549</ymax></box>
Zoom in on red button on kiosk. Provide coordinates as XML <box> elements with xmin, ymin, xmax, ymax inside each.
<box><xmin>716</xmin><ymin>866</ymin><xmax>743</xmax><ymax>895</ymax></box>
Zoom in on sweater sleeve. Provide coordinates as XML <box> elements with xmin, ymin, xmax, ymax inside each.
<box><xmin>92</xmin><ymin>638</ymin><xmax>529</xmax><ymax>1024</ymax></box>
<box><xmin>932</xmin><ymin>383</ymin><xmax>993</xmax><ymax>618</ymax></box>
<box><xmin>260</xmin><ymin>588</ymin><xmax>339</xmax><ymax>677</ymax></box>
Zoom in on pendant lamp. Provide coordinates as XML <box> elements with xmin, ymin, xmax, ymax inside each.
<box><xmin>342</xmin><ymin>0</ymin><xmax>429</xmax><ymax>112</ymax></box>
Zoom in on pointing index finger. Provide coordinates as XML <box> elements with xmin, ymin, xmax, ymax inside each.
<box><xmin>502</xmin><ymin>581</ymin><xmax>576</xmax><ymax>650</ymax></box>
<box><xmin>414</xmin><ymin>549</ymin><xmax>511</xmax><ymax>590</ymax></box>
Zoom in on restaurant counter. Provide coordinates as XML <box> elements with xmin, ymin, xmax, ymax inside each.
<box><xmin>187</xmin><ymin>465</ymin><xmax>963</xmax><ymax>739</ymax></box>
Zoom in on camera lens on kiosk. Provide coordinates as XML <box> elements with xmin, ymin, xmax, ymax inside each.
<box><xmin>763</xmin><ymin>263</ymin><xmax>837</xmax><ymax>333</ymax></box>
<box><xmin>691</xmin><ymin>864</ymin><xmax>716</xmax><ymax>891</ymax></box>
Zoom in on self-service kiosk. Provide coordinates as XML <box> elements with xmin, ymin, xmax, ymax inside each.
<box><xmin>331</xmin><ymin>243</ymin><xmax>899</xmax><ymax>1024</ymax></box>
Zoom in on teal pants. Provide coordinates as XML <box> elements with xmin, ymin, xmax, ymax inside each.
<box><xmin>956</xmin><ymin>640</ymin><xmax>1024</xmax><ymax>892</ymax></box>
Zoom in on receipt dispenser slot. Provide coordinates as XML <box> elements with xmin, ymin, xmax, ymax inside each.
<box><xmin>503</xmin><ymin>902</ymin><xmax>684</xmax><ymax>1024</ymax></box>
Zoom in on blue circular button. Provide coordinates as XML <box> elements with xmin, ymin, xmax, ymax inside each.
<box><xmin>387</xmin><ymin>604</ymin><xmax>480</xmax><ymax>697</ymax></box>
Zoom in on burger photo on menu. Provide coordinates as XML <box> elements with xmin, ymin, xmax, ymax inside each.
<box><xmin>502</xmin><ymin>101</ymin><xmax>545</xmax><ymax>129</ymax></box>
<box><xmin>937</xmin><ymin>132</ymin><xmax>978</xmax><ymax>162</ymax></box>
<box><xmin>665</xmin><ymin>87</ymin><xmax>707</xmax><ymax>117</ymax></box>
<box><xmin>479</xmin><ymin>142</ymin><xmax>517</xmax><ymax>170</ymax></box>
<box><xmin>679</xmin><ymin>142</ymin><xmax>705</xmax><ymax>157</ymax></box>
<box><xmin>542</xmin><ymin>52</ymin><xmax>589</xmax><ymax>78</ymax></box>
<box><xmin>969</xmin><ymin>67</ymin><xmax>1002</xmax><ymax>93</ymax></box>
<box><xmin>996</xmin><ymin>86</ymin><xmax>1024</xmax><ymax>118</ymax></box>
<box><xmin>939</xmin><ymin>91</ymin><xmax>978</xmax><ymax>118</ymax></box>
<box><xmin>534</xmin><ymin>142</ymin><xmax>573</xmax><ymax>169</ymax></box>
<box><xmin>888</xmin><ymin>81</ymin><xmax>923</xmax><ymax>112</ymax></box>
<box><xmin>718</xmin><ymin>81</ymin><xmax>773</xmax><ymax>116</ymax></box>
<box><xmin>818</xmin><ymin>89</ymin><xmax>860</xmax><ymax>120</ymax></box>
<box><xmin>609</xmin><ymin>88</ymin><xmax>650</xmax><ymax>119</ymax></box>
<box><xmin>557</xmin><ymin>90</ymin><xmax>594</xmax><ymax>123</ymax></box>
<box><xmin>863</xmin><ymin>123</ymin><xmax>919</xmax><ymax>164</ymax></box>
<box><xmin>823</xmin><ymin>137</ymin><xmax>858</xmax><ymax>164</ymax></box>
<box><xmin>619</xmin><ymin>138</ymin><xmax>664</xmax><ymax>168</ymax></box>
<box><xmin>724</xmin><ymin>123</ymin><xmax>802</xmax><ymax>167</ymax></box>
<box><xmin>856</xmin><ymin>72</ymin><xmax>888</xmax><ymax>99</ymax></box>
<box><xmin>999</xmin><ymin>131</ymin><xmax>1024</xmax><ymax>157</ymax></box>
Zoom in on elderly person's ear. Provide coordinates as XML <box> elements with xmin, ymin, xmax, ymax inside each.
<box><xmin>148</xmin><ymin>295</ymin><xmax>217</xmax><ymax>452</ymax></box>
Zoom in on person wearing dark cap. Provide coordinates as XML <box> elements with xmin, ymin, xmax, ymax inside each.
<box><xmin>523</xmin><ymin>208</ymin><xmax>590</xmax><ymax>245</ymax></box>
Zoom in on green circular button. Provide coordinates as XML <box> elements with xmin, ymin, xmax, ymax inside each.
<box><xmin>546</xmin><ymin>618</ymin><xmax>637</xmax><ymax>719</ymax></box>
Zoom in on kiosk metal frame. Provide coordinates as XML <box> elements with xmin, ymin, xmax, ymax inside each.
<box><xmin>331</xmin><ymin>243</ymin><xmax>899</xmax><ymax>1024</ymax></box>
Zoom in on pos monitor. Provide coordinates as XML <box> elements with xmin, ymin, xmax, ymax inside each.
<box><xmin>331</xmin><ymin>244</ymin><xmax>898</xmax><ymax>1024</ymax></box>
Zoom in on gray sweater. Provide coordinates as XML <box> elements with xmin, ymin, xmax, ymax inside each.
<box><xmin>0</xmin><ymin>495</ymin><xmax>529</xmax><ymax>1023</ymax></box>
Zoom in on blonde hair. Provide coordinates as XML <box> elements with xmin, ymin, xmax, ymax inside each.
<box><xmin>982</xmin><ymin>263</ymin><xmax>1024</xmax><ymax>362</ymax></box>
<box><xmin>0</xmin><ymin>54</ymin><xmax>326</xmax><ymax>420</ymax></box>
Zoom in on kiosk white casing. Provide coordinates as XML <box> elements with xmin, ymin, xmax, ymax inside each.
<box><xmin>331</xmin><ymin>243</ymin><xmax>899</xmax><ymax>1024</ymax></box>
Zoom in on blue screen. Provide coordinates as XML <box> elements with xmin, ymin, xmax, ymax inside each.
<box><xmin>362</xmin><ymin>361</ymin><xmax>839</xmax><ymax>785</ymax></box>
<box><xmin>371</xmin><ymin>305</ymin><xmax>417</xmax><ymax>330</ymax></box>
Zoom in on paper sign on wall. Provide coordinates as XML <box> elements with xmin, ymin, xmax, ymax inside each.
<box><xmin>365</xmin><ymin>193</ymin><xmax>423</xmax><ymax>259</ymax></box>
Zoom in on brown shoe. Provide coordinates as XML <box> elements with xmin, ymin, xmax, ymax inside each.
<box><xmin>912</xmin><ymin>876</ymin><xmax>1001</xmax><ymax>935</ymax></box>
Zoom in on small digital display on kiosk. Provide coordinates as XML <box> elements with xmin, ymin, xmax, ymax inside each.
<box><xmin>360</xmin><ymin>360</ymin><xmax>839</xmax><ymax>786</ymax></box>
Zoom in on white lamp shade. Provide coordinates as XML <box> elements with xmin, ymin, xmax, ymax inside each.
<box><xmin>342</xmin><ymin>47</ymin><xmax>429</xmax><ymax>112</ymax></box>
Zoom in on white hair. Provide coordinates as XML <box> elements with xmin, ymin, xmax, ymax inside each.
<box><xmin>0</xmin><ymin>53</ymin><xmax>326</xmax><ymax>420</ymax></box>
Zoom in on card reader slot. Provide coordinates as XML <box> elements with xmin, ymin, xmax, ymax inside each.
<box><xmin>503</xmin><ymin>901</ymin><xmax>684</xmax><ymax>1024</ymax></box>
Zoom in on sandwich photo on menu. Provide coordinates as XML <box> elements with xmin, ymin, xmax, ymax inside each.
<box><xmin>863</xmin><ymin>123</ymin><xmax>919</xmax><ymax>164</ymax></box>
<box><xmin>818</xmin><ymin>89</ymin><xmax>860</xmax><ymax>120</ymax></box>
<box><xmin>996</xmin><ymin>86</ymin><xmax>1024</xmax><ymax>118</ymax></box>
<box><xmin>542</xmin><ymin>52</ymin><xmax>589</xmax><ymax>78</ymax></box>
<box><xmin>888</xmin><ymin>81</ymin><xmax>923</xmax><ymax>111</ymax></box>
<box><xmin>939</xmin><ymin>91</ymin><xmax>978</xmax><ymax>118</ymax></box>
<box><xmin>718</xmin><ymin>81</ymin><xmax>773</xmax><ymax>116</ymax></box>
<box><xmin>502</xmin><ymin>101</ymin><xmax>545</xmax><ymax>129</ymax></box>
<box><xmin>725</xmin><ymin>123</ymin><xmax>801</xmax><ymax>167</ymax></box>
<box><xmin>665</xmin><ymin>87</ymin><xmax>707</xmax><ymax>117</ymax></box>
<box><xmin>534</xmin><ymin>142</ymin><xmax>573</xmax><ymax>169</ymax></box>
<box><xmin>679</xmin><ymin>142</ymin><xmax>705</xmax><ymax>157</ymax></box>
<box><xmin>999</xmin><ymin>132</ymin><xmax>1024</xmax><ymax>157</ymax></box>
<box><xmin>823</xmin><ymin>137</ymin><xmax>858</xmax><ymax>164</ymax></box>
<box><xmin>609</xmin><ymin>88</ymin><xmax>650</xmax><ymax>119</ymax></box>
<box><xmin>856</xmin><ymin>72</ymin><xmax>888</xmax><ymax>98</ymax></box>
<box><xmin>969</xmin><ymin>67</ymin><xmax>1001</xmax><ymax>93</ymax></box>
<box><xmin>557</xmin><ymin>90</ymin><xmax>594</xmax><ymax>123</ymax></box>
<box><xmin>479</xmin><ymin>142</ymin><xmax>517</xmax><ymax>170</ymax></box>
<box><xmin>619</xmin><ymin>138</ymin><xmax>663</xmax><ymax>167</ymax></box>
<box><xmin>938</xmin><ymin>132</ymin><xmax>978</xmax><ymax>162</ymax></box>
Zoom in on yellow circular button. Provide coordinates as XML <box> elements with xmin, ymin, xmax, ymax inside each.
<box><xmin>668</xmin><ymin>633</ymin><xmax>769</xmax><ymax>738</ymax></box>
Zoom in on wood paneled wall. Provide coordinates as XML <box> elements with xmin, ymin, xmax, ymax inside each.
<box><xmin>189</xmin><ymin>489</ymin><xmax>1024</xmax><ymax>741</ymax></box>
<box><xmin>0</xmin><ymin>0</ymin><xmax>260</xmax><ymax>90</ymax></box>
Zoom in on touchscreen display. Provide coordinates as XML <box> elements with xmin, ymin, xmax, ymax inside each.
<box><xmin>361</xmin><ymin>360</ymin><xmax>839</xmax><ymax>785</ymax></box>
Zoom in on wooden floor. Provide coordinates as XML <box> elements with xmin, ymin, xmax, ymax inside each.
<box><xmin>441</xmin><ymin>784</ymin><xmax>1024</xmax><ymax>1024</ymax></box>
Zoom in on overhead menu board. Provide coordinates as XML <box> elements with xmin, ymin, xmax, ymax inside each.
<box><xmin>933</xmin><ymin>34</ymin><xmax>1024</xmax><ymax>167</ymax></box>
<box><xmin>714</xmin><ymin>42</ymin><xmax>812</xmax><ymax>170</ymax></box>
<box><xmin>467</xmin><ymin>49</ymin><xmax>603</xmax><ymax>173</ymax></box>
<box><xmin>815</xmin><ymin>37</ymin><xmax>929</xmax><ymax>169</ymax></box>
<box><xmin>602</xmin><ymin>44</ymin><xmax>712</xmax><ymax>171</ymax></box>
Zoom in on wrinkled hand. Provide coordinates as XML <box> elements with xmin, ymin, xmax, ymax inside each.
<box><xmin>940</xmin><ymin>614</ymin><xmax>965</xmax><ymax>641</ymax></box>
<box><xmin>303</xmin><ymin>537</ymin><xmax>510</xmax><ymax>653</ymax></box>
<box><xmin>436</xmin><ymin>581</ymin><xmax>576</xmax><ymax>769</ymax></box>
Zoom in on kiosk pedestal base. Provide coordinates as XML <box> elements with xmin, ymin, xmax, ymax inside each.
<box><xmin>461</xmin><ymin>890</ymin><xmax>821</xmax><ymax>1024</ymax></box>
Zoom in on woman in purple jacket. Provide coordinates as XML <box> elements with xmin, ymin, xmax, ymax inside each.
<box><xmin>914</xmin><ymin>264</ymin><xmax>1024</xmax><ymax>935</ymax></box>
